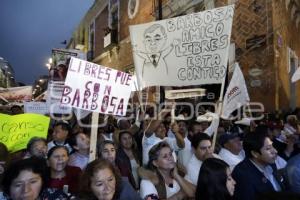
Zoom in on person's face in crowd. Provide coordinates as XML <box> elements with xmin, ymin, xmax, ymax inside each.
<box><xmin>30</xmin><ymin>141</ymin><xmax>47</xmax><ymax>158</ymax></box>
<box><xmin>91</xmin><ymin>168</ymin><xmax>116</xmax><ymax>200</ymax></box>
<box><xmin>178</xmin><ymin>121</ymin><xmax>187</xmax><ymax>135</ymax></box>
<box><xmin>224</xmin><ymin>137</ymin><xmax>243</xmax><ymax>155</ymax></box>
<box><xmin>76</xmin><ymin>133</ymin><xmax>90</xmax><ymax>151</ymax></box>
<box><xmin>9</xmin><ymin>170</ymin><xmax>42</xmax><ymax>200</ymax></box>
<box><xmin>199</xmin><ymin>122</ymin><xmax>209</xmax><ymax>132</ymax></box>
<box><xmin>194</xmin><ymin>140</ymin><xmax>213</xmax><ymax>161</ymax></box>
<box><xmin>120</xmin><ymin>133</ymin><xmax>133</xmax><ymax>150</ymax></box>
<box><xmin>155</xmin><ymin>123</ymin><xmax>167</xmax><ymax>139</ymax></box>
<box><xmin>52</xmin><ymin>125</ymin><xmax>68</xmax><ymax>143</ymax></box>
<box><xmin>154</xmin><ymin>147</ymin><xmax>175</xmax><ymax>170</ymax></box>
<box><xmin>192</xmin><ymin>124</ymin><xmax>204</xmax><ymax>135</ymax></box>
<box><xmin>144</xmin><ymin>27</ymin><xmax>166</xmax><ymax>54</ymax></box>
<box><xmin>101</xmin><ymin>144</ymin><xmax>116</xmax><ymax>163</ymax></box>
<box><xmin>253</xmin><ymin>137</ymin><xmax>277</xmax><ymax>166</ymax></box>
<box><xmin>226</xmin><ymin>168</ymin><xmax>236</xmax><ymax>196</ymax></box>
<box><xmin>48</xmin><ymin>148</ymin><xmax>69</xmax><ymax>173</ymax></box>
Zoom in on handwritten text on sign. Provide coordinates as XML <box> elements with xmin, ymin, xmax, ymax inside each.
<box><xmin>130</xmin><ymin>5</ymin><xmax>234</xmax><ymax>88</ymax></box>
<box><xmin>61</xmin><ymin>57</ymin><xmax>133</xmax><ymax>116</ymax></box>
<box><xmin>0</xmin><ymin>113</ymin><xmax>50</xmax><ymax>152</ymax></box>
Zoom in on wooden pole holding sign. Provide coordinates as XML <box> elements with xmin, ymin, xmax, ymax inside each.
<box><xmin>89</xmin><ymin>112</ymin><xmax>99</xmax><ymax>162</ymax></box>
<box><xmin>211</xmin><ymin>65</ymin><xmax>229</xmax><ymax>152</ymax></box>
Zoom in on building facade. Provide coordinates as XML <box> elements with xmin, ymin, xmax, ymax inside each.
<box><xmin>68</xmin><ymin>0</ymin><xmax>300</xmax><ymax>112</ymax></box>
<box><xmin>0</xmin><ymin>57</ymin><xmax>16</xmax><ymax>88</ymax></box>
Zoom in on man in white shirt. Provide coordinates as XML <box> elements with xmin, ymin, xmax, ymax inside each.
<box><xmin>218</xmin><ymin>131</ymin><xmax>245</xmax><ymax>170</ymax></box>
<box><xmin>185</xmin><ymin>133</ymin><xmax>213</xmax><ymax>186</ymax></box>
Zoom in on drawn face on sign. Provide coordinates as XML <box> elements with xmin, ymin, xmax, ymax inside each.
<box><xmin>143</xmin><ymin>24</ymin><xmax>167</xmax><ymax>54</ymax></box>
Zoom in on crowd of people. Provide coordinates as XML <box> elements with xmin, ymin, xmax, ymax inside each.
<box><xmin>0</xmin><ymin>106</ymin><xmax>300</xmax><ymax>200</ymax></box>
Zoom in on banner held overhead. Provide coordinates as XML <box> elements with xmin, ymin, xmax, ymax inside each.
<box><xmin>130</xmin><ymin>5</ymin><xmax>234</xmax><ymax>88</ymax></box>
<box><xmin>61</xmin><ymin>57</ymin><xmax>133</xmax><ymax>116</ymax></box>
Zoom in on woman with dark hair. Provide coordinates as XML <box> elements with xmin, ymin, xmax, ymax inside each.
<box><xmin>196</xmin><ymin>158</ymin><xmax>236</xmax><ymax>200</ymax></box>
<box><xmin>79</xmin><ymin>158</ymin><xmax>141</xmax><ymax>200</ymax></box>
<box><xmin>140</xmin><ymin>141</ymin><xmax>194</xmax><ymax>200</ymax></box>
<box><xmin>1</xmin><ymin>157</ymin><xmax>68</xmax><ymax>200</ymax></box>
<box><xmin>47</xmin><ymin>146</ymin><xmax>82</xmax><ymax>195</ymax></box>
<box><xmin>116</xmin><ymin>131</ymin><xmax>142</xmax><ymax>190</ymax></box>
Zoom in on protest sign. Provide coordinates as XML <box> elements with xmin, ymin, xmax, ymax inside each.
<box><xmin>24</xmin><ymin>102</ymin><xmax>49</xmax><ymax>115</ymax></box>
<box><xmin>222</xmin><ymin>63</ymin><xmax>250</xmax><ymax>119</ymax></box>
<box><xmin>61</xmin><ymin>57</ymin><xmax>133</xmax><ymax>116</ymax></box>
<box><xmin>0</xmin><ymin>113</ymin><xmax>50</xmax><ymax>152</ymax></box>
<box><xmin>46</xmin><ymin>81</ymin><xmax>72</xmax><ymax>114</ymax></box>
<box><xmin>50</xmin><ymin>48</ymin><xmax>86</xmax><ymax>81</ymax></box>
<box><xmin>0</xmin><ymin>86</ymin><xmax>32</xmax><ymax>101</ymax></box>
<box><xmin>130</xmin><ymin>5</ymin><xmax>234</xmax><ymax>88</ymax></box>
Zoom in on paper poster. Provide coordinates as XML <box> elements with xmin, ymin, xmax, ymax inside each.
<box><xmin>0</xmin><ymin>86</ymin><xmax>32</xmax><ymax>101</ymax></box>
<box><xmin>24</xmin><ymin>102</ymin><xmax>49</xmax><ymax>115</ymax></box>
<box><xmin>61</xmin><ymin>57</ymin><xmax>133</xmax><ymax>116</ymax></box>
<box><xmin>130</xmin><ymin>5</ymin><xmax>234</xmax><ymax>88</ymax></box>
<box><xmin>0</xmin><ymin>113</ymin><xmax>50</xmax><ymax>152</ymax></box>
<box><xmin>50</xmin><ymin>48</ymin><xmax>86</xmax><ymax>81</ymax></box>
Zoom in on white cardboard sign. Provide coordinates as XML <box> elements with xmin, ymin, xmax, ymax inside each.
<box><xmin>130</xmin><ymin>5</ymin><xmax>234</xmax><ymax>88</ymax></box>
<box><xmin>61</xmin><ymin>57</ymin><xmax>133</xmax><ymax>116</ymax></box>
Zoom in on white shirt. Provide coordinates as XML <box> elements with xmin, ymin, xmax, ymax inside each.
<box><xmin>142</xmin><ymin>133</ymin><xmax>180</xmax><ymax>166</ymax></box>
<box><xmin>130</xmin><ymin>159</ymin><xmax>140</xmax><ymax>187</ymax></box>
<box><xmin>275</xmin><ymin>156</ymin><xmax>287</xmax><ymax>169</ymax></box>
<box><xmin>68</xmin><ymin>152</ymin><xmax>89</xmax><ymax>170</ymax></box>
<box><xmin>184</xmin><ymin>154</ymin><xmax>203</xmax><ymax>185</ymax></box>
<box><xmin>218</xmin><ymin>148</ymin><xmax>245</xmax><ymax>170</ymax></box>
<box><xmin>140</xmin><ymin>179</ymin><xmax>180</xmax><ymax>199</ymax></box>
<box><xmin>177</xmin><ymin>136</ymin><xmax>192</xmax><ymax>169</ymax></box>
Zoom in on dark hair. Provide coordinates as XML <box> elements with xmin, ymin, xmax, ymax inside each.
<box><xmin>191</xmin><ymin>133</ymin><xmax>211</xmax><ymax>149</ymax></box>
<box><xmin>118</xmin><ymin>131</ymin><xmax>137</xmax><ymax>149</ymax></box>
<box><xmin>147</xmin><ymin>141</ymin><xmax>171</xmax><ymax>170</ymax></box>
<box><xmin>27</xmin><ymin>137</ymin><xmax>47</xmax><ymax>154</ymax></box>
<box><xmin>196</xmin><ymin>158</ymin><xmax>231</xmax><ymax>200</ymax></box>
<box><xmin>243</xmin><ymin>131</ymin><xmax>269</xmax><ymax>158</ymax></box>
<box><xmin>53</xmin><ymin>121</ymin><xmax>70</xmax><ymax>134</ymax></box>
<box><xmin>2</xmin><ymin>157</ymin><xmax>47</xmax><ymax>196</ymax></box>
<box><xmin>0</xmin><ymin>142</ymin><xmax>9</xmax><ymax>161</ymax></box>
<box><xmin>47</xmin><ymin>145</ymin><xmax>69</xmax><ymax>159</ymax></box>
<box><xmin>68</xmin><ymin>132</ymin><xmax>87</xmax><ymax>149</ymax></box>
<box><xmin>79</xmin><ymin>158</ymin><xmax>122</xmax><ymax>200</ymax></box>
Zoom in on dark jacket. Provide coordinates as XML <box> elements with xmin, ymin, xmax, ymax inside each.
<box><xmin>232</xmin><ymin>158</ymin><xmax>284</xmax><ymax>200</ymax></box>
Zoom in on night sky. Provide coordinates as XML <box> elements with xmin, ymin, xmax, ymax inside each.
<box><xmin>0</xmin><ymin>0</ymin><xmax>94</xmax><ymax>85</ymax></box>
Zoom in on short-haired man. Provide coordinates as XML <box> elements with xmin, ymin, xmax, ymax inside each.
<box><xmin>48</xmin><ymin>121</ymin><xmax>72</xmax><ymax>153</ymax></box>
<box><xmin>184</xmin><ymin>133</ymin><xmax>213</xmax><ymax>186</ymax></box>
<box><xmin>232</xmin><ymin>131</ymin><xmax>285</xmax><ymax>200</ymax></box>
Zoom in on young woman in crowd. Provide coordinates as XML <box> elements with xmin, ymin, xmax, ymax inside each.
<box><xmin>47</xmin><ymin>145</ymin><xmax>82</xmax><ymax>195</ymax></box>
<box><xmin>195</xmin><ymin>157</ymin><xmax>236</xmax><ymax>200</ymax></box>
<box><xmin>140</xmin><ymin>141</ymin><xmax>194</xmax><ymax>200</ymax></box>
<box><xmin>79</xmin><ymin>158</ymin><xmax>141</xmax><ymax>200</ymax></box>
<box><xmin>116</xmin><ymin>130</ymin><xmax>142</xmax><ymax>190</ymax></box>
<box><xmin>1</xmin><ymin>157</ymin><xmax>68</xmax><ymax>200</ymax></box>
